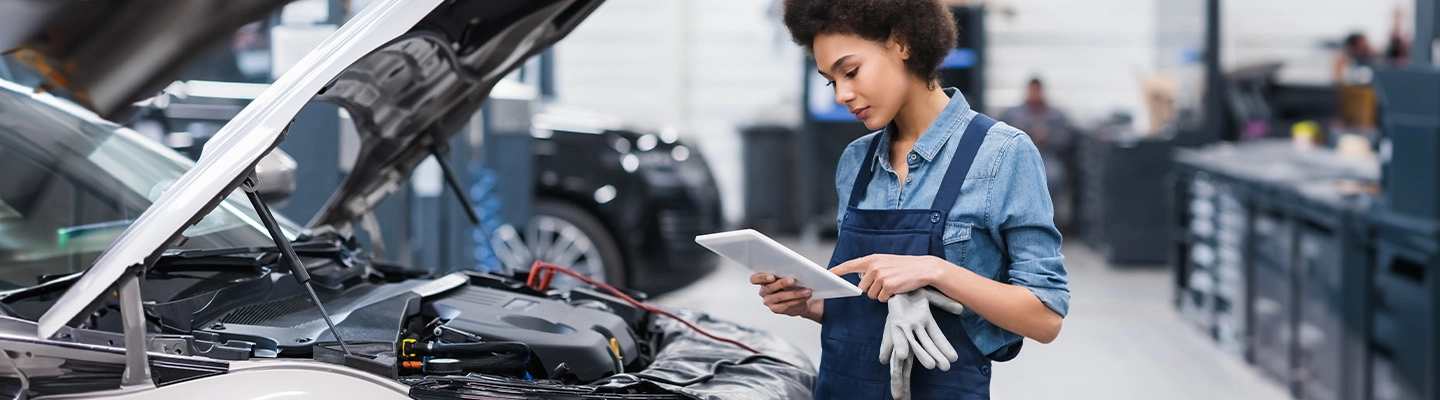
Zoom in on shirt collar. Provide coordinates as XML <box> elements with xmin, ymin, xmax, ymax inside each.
<box><xmin>872</xmin><ymin>87</ymin><xmax>973</xmax><ymax>168</ymax></box>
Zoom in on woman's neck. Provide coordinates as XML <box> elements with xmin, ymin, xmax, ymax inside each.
<box><xmin>891</xmin><ymin>83</ymin><xmax>952</xmax><ymax>144</ymax></box>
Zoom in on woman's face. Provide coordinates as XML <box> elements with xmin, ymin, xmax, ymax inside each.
<box><xmin>812</xmin><ymin>33</ymin><xmax>913</xmax><ymax>130</ymax></box>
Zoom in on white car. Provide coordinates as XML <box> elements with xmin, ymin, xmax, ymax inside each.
<box><xmin>0</xmin><ymin>0</ymin><xmax>813</xmax><ymax>398</ymax></box>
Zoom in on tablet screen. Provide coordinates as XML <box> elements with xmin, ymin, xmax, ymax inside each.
<box><xmin>696</xmin><ymin>229</ymin><xmax>862</xmax><ymax>299</ymax></box>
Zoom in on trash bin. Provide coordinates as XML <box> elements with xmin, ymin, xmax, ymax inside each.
<box><xmin>1076</xmin><ymin>131</ymin><xmax>1174</xmax><ymax>265</ymax></box>
<box><xmin>742</xmin><ymin>125</ymin><xmax>798</xmax><ymax>234</ymax></box>
<box><xmin>1368</xmin><ymin>209</ymin><xmax>1440</xmax><ymax>400</ymax></box>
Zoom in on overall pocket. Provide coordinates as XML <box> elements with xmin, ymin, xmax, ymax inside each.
<box><xmin>943</xmin><ymin>220</ymin><xmax>974</xmax><ymax>266</ymax></box>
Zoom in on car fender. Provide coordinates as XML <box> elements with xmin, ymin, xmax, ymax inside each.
<box><xmin>44</xmin><ymin>360</ymin><xmax>411</xmax><ymax>400</ymax></box>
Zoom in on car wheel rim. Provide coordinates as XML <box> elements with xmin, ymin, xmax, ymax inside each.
<box><xmin>521</xmin><ymin>215</ymin><xmax>606</xmax><ymax>287</ymax></box>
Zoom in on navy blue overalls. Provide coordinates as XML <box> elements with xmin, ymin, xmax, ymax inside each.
<box><xmin>814</xmin><ymin>114</ymin><xmax>997</xmax><ymax>400</ymax></box>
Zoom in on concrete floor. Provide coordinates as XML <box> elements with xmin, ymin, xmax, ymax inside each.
<box><xmin>651</xmin><ymin>238</ymin><xmax>1291</xmax><ymax>399</ymax></box>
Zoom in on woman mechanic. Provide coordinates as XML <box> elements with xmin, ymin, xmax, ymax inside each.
<box><xmin>750</xmin><ymin>0</ymin><xmax>1070</xmax><ymax>398</ymax></box>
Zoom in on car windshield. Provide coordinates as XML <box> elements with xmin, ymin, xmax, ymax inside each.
<box><xmin>0</xmin><ymin>81</ymin><xmax>297</xmax><ymax>289</ymax></box>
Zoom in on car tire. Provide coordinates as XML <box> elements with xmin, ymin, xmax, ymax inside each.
<box><xmin>525</xmin><ymin>199</ymin><xmax>627</xmax><ymax>288</ymax></box>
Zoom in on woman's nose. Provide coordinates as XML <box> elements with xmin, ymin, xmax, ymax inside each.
<box><xmin>834</xmin><ymin>84</ymin><xmax>855</xmax><ymax>104</ymax></box>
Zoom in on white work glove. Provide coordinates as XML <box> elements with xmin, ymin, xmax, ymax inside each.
<box><xmin>880</xmin><ymin>288</ymin><xmax>967</xmax><ymax>400</ymax></box>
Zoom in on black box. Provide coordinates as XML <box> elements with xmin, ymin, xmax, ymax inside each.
<box><xmin>1374</xmin><ymin>68</ymin><xmax>1440</xmax><ymax>220</ymax></box>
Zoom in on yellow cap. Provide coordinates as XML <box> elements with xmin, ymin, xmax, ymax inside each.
<box><xmin>402</xmin><ymin>338</ymin><xmax>417</xmax><ymax>357</ymax></box>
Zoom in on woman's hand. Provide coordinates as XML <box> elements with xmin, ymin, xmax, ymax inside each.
<box><xmin>750</xmin><ymin>273</ymin><xmax>823</xmax><ymax>322</ymax></box>
<box><xmin>829</xmin><ymin>254</ymin><xmax>949</xmax><ymax>302</ymax></box>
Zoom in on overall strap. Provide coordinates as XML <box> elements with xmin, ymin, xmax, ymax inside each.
<box><xmin>929</xmin><ymin>113</ymin><xmax>996</xmax><ymax>211</ymax></box>
<box><xmin>846</xmin><ymin>133</ymin><xmax>886</xmax><ymax>208</ymax></box>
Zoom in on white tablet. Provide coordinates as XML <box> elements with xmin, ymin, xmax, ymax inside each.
<box><xmin>695</xmin><ymin>229</ymin><xmax>862</xmax><ymax>299</ymax></box>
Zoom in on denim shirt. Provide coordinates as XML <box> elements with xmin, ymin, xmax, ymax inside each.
<box><xmin>835</xmin><ymin>88</ymin><xmax>1071</xmax><ymax>357</ymax></box>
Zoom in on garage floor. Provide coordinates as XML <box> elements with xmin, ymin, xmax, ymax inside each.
<box><xmin>651</xmin><ymin>238</ymin><xmax>1290</xmax><ymax>399</ymax></box>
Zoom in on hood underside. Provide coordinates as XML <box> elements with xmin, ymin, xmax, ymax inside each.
<box><xmin>310</xmin><ymin>0</ymin><xmax>602</xmax><ymax>233</ymax></box>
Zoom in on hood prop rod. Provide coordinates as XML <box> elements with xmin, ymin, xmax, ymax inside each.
<box><xmin>241</xmin><ymin>175</ymin><xmax>351</xmax><ymax>356</ymax></box>
<box><xmin>430</xmin><ymin>144</ymin><xmax>482</xmax><ymax>227</ymax></box>
<box><xmin>431</xmin><ymin>144</ymin><xmax>501</xmax><ymax>271</ymax></box>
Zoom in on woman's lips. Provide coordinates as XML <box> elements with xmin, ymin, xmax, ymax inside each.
<box><xmin>853</xmin><ymin>107</ymin><xmax>870</xmax><ymax>121</ymax></box>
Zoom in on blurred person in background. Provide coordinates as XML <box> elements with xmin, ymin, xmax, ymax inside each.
<box><xmin>1385</xmin><ymin>5</ymin><xmax>1410</xmax><ymax>65</ymax></box>
<box><xmin>1334</xmin><ymin>4</ymin><xmax>1409</xmax><ymax>85</ymax></box>
<box><xmin>1333</xmin><ymin>33</ymin><xmax>1377</xmax><ymax>84</ymax></box>
<box><xmin>1000</xmin><ymin>77</ymin><xmax>1072</xmax><ymax>218</ymax></box>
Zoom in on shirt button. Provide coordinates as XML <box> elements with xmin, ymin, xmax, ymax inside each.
<box><xmin>908</xmin><ymin>153</ymin><xmax>917</xmax><ymax>162</ymax></box>
<box><xmin>980</xmin><ymin>365</ymin><xmax>991</xmax><ymax>375</ymax></box>
<box><xmin>930</xmin><ymin>212</ymin><xmax>941</xmax><ymax>223</ymax></box>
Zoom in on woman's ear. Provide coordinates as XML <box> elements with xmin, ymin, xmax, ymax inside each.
<box><xmin>888</xmin><ymin>33</ymin><xmax>910</xmax><ymax>60</ymax></box>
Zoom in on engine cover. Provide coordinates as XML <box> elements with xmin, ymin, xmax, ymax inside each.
<box><xmin>427</xmin><ymin>286</ymin><xmax>638</xmax><ymax>382</ymax></box>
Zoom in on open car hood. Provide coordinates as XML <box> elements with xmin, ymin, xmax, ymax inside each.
<box><xmin>37</xmin><ymin>0</ymin><xmax>604</xmax><ymax>339</ymax></box>
<box><xmin>1</xmin><ymin>0</ymin><xmax>293</xmax><ymax>121</ymax></box>
<box><xmin>307</xmin><ymin>0</ymin><xmax>601</xmax><ymax>232</ymax></box>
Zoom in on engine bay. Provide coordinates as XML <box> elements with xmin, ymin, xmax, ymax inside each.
<box><xmin>0</xmin><ymin>236</ymin><xmax>814</xmax><ymax>399</ymax></box>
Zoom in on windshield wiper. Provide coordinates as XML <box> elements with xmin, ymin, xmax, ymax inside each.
<box><xmin>158</xmin><ymin>241</ymin><xmax>343</xmax><ymax>261</ymax></box>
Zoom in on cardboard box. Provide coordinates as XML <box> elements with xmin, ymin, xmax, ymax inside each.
<box><xmin>1337</xmin><ymin>84</ymin><xmax>1377</xmax><ymax>130</ymax></box>
<box><xmin>1142</xmin><ymin>75</ymin><xmax>1178</xmax><ymax>135</ymax></box>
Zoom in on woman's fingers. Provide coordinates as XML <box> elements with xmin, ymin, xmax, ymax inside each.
<box><xmin>856</xmin><ymin>268</ymin><xmax>877</xmax><ymax>296</ymax></box>
<box><xmin>763</xmin><ymin>287</ymin><xmax>812</xmax><ymax>315</ymax></box>
<box><xmin>765</xmin><ymin>287</ymin><xmax>812</xmax><ymax>304</ymax></box>
<box><xmin>877</xmin><ymin>283</ymin><xmax>899</xmax><ymax>302</ymax></box>
<box><xmin>756</xmin><ymin>277</ymin><xmax>798</xmax><ymax>295</ymax></box>
<box><xmin>748</xmin><ymin>273</ymin><xmax>774</xmax><ymax>285</ymax></box>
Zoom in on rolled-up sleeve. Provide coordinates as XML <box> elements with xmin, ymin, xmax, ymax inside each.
<box><xmin>988</xmin><ymin>133</ymin><xmax>1070</xmax><ymax>317</ymax></box>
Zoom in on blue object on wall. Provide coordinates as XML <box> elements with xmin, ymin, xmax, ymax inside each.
<box><xmin>941</xmin><ymin>49</ymin><xmax>976</xmax><ymax>69</ymax></box>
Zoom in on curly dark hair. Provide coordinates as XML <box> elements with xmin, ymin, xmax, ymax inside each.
<box><xmin>783</xmin><ymin>0</ymin><xmax>957</xmax><ymax>86</ymax></box>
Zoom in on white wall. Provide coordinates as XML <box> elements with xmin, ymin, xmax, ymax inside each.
<box><xmin>1221</xmin><ymin>0</ymin><xmax>1401</xmax><ymax>84</ymax></box>
<box><xmin>551</xmin><ymin>0</ymin><xmax>1402</xmax><ymax>225</ymax></box>
<box><xmin>553</xmin><ymin>0</ymin><xmax>802</xmax><ymax>226</ymax></box>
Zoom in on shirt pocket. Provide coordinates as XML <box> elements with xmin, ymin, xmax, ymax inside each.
<box><xmin>943</xmin><ymin>220</ymin><xmax>973</xmax><ymax>266</ymax></box>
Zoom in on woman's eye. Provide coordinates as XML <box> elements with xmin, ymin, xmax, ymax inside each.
<box><xmin>825</xmin><ymin>80</ymin><xmax>835</xmax><ymax>87</ymax></box>
<box><xmin>845</xmin><ymin>68</ymin><xmax>858</xmax><ymax>78</ymax></box>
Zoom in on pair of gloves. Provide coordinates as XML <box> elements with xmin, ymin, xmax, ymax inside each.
<box><xmin>880</xmin><ymin>288</ymin><xmax>966</xmax><ymax>400</ymax></box>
